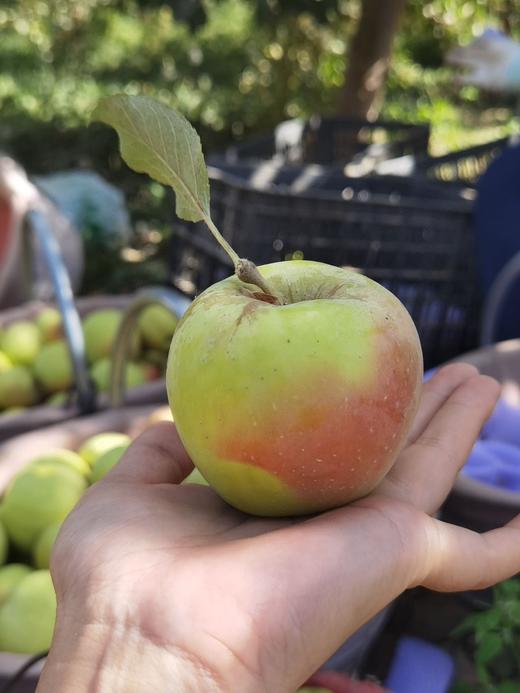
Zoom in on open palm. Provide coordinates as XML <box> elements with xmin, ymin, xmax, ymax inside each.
<box><xmin>42</xmin><ymin>364</ymin><xmax>520</xmax><ymax>693</ymax></box>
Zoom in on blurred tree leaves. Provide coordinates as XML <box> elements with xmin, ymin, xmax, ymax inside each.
<box><xmin>0</xmin><ymin>0</ymin><xmax>518</xmax><ymax>171</ymax></box>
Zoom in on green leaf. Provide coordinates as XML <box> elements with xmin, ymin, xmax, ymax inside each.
<box><xmin>449</xmin><ymin>682</ymin><xmax>474</xmax><ymax>693</ymax></box>
<box><xmin>477</xmin><ymin>633</ymin><xmax>503</xmax><ymax>665</ymax></box>
<box><xmin>92</xmin><ymin>94</ymin><xmax>210</xmax><ymax>224</ymax></box>
<box><xmin>496</xmin><ymin>681</ymin><xmax>520</xmax><ymax>693</ymax></box>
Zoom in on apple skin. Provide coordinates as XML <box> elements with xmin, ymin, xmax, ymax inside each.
<box><xmin>167</xmin><ymin>261</ymin><xmax>423</xmax><ymax>517</ymax></box>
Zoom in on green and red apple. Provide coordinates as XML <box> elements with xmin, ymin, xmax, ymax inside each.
<box><xmin>167</xmin><ymin>261</ymin><xmax>422</xmax><ymax>516</ymax></box>
<box><xmin>95</xmin><ymin>94</ymin><xmax>424</xmax><ymax>518</ymax></box>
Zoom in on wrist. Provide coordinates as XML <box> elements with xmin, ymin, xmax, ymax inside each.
<box><xmin>37</xmin><ymin>608</ymin><xmax>222</xmax><ymax>693</ymax></box>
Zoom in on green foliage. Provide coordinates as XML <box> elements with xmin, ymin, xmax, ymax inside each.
<box><xmin>2</xmin><ymin>0</ymin><xmax>516</xmax><ymax>157</ymax></box>
<box><xmin>1</xmin><ymin>0</ymin><xmax>519</xmax><ymax>294</ymax></box>
<box><xmin>452</xmin><ymin>580</ymin><xmax>520</xmax><ymax>692</ymax></box>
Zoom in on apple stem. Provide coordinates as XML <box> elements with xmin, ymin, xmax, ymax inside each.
<box><xmin>205</xmin><ymin>217</ymin><xmax>283</xmax><ymax>304</ymax></box>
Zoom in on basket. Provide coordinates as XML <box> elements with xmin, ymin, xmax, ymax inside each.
<box><xmin>415</xmin><ymin>137</ymin><xmax>512</xmax><ymax>186</ymax></box>
<box><xmin>218</xmin><ymin>116</ymin><xmax>430</xmax><ymax>167</ymax></box>
<box><xmin>0</xmin><ymin>402</ymin><xmax>165</xmax><ymax>692</ymax></box>
<box><xmin>442</xmin><ymin>339</ymin><xmax>520</xmax><ymax>532</ymax></box>
<box><xmin>169</xmin><ymin>168</ymin><xmax>478</xmax><ymax>369</ymax></box>
<box><xmin>0</xmin><ymin>296</ymin><xmax>170</xmax><ymax>442</ymax></box>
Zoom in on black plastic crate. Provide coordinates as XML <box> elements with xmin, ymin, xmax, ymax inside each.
<box><xmin>206</xmin><ymin>161</ymin><xmax>472</xmax><ymax>203</ymax></box>
<box><xmin>218</xmin><ymin>116</ymin><xmax>430</xmax><ymax>167</ymax></box>
<box><xmin>415</xmin><ymin>137</ymin><xmax>512</xmax><ymax>185</ymax></box>
<box><xmin>169</xmin><ymin>169</ymin><xmax>479</xmax><ymax>369</ymax></box>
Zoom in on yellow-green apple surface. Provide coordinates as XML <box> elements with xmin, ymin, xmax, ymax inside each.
<box><xmin>78</xmin><ymin>432</ymin><xmax>131</xmax><ymax>467</ymax></box>
<box><xmin>30</xmin><ymin>449</ymin><xmax>90</xmax><ymax>478</ymax></box>
<box><xmin>1</xmin><ymin>462</ymin><xmax>87</xmax><ymax>550</ymax></box>
<box><xmin>33</xmin><ymin>522</ymin><xmax>62</xmax><ymax>569</ymax></box>
<box><xmin>0</xmin><ymin>322</ymin><xmax>40</xmax><ymax>366</ymax></box>
<box><xmin>82</xmin><ymin>309</ymin><xmax>123</xmax><ymax>364</ymax></box>
<box><xmin>94</xmin><ymin>94</ymin><xmax>424</xmax><ymax>517</ymax></box>
<box><xmin>0</xmin><ymin>351</ymin><xmax>12</xmax><ymax>374</ymax></box>
<box><xmin>36</xmin><ymin>307</ymin><xmax>62</xmax><ymax>342</ymax></box>
<box><xmin>0</xmin><ymin>366</ymin><xmax>37</xmax><ymax>408</ymax></box>
<box><xmin>90</xmin><ymin>357</ymin><xmax>149</xmax><ymax>393</ymax></box>
<box><xmin>0</xmin><ymin>569</ymin><xmax>56</xmax><ymax>653</ymax></box>
<box><xmin>167</xmin><ymin>261</ymin><xmax>422</xmax><ymax>516</ymax></box>
<box><xmin>0</xmin><ymin>564</ymin><xmax>32</xmax><ymax>606</ymax></box>
<box><xmin>89</xmin><ymin>444</ymin><xmax>128</xmax><ymax>483</ymax></box>
<box><xmin>0</xmin><ymin>521</ymin><xmax>7</xmax><ymax>565</ymax></box>
<box><xmin>33</xmin><ymin>340</ymin><xmax>73</xmax><ymax>393</ymax></box>
<box><xmin>139</xmin><ymin>305</ymin><xmax>178</xmax><ymax>350</ymax></box>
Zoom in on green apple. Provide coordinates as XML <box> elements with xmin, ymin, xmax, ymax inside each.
<box><xmin>33</xmin><ymin>523</ymin><xmax>62</xmax><ymax>569</ymax></box>
<box><xmin>0</xmin><ymin>321</ymin><xmax>40</xmax><ymax>366</ymax></box>
<box><xmin>46</xmin><ymin>391</ymin><xmax>68</xmax><ymax>407</ymax></box>
<box><xmin>90</xmin><ymin>358</ymin><xmax>148</xmax><ymax>393</ymax></box>
<box><xmin>36</xmin><ymin>307</ymin><xmax>62</xmax><ymax>342</ymax></box>
<box><xmin>0</xmin><ymin>366</ymin><xmax>38</xmax><ymax>408</ymax></box>
<box><xmin>0</xmin><ymin>569</ymin><xmax>56</xmax><ymax>653</ymax></box>
<box><xmin>0</xmin><ymin>521</ymin><xmax>7</xmax><ymax>565</ymax></box>
<box><xmin>182</xmin><ymin>468</ymin><xmax>209</xmax><ymax>486</ymax></box>
<box><xmin>139</xmin><ymin>305</ymin><xmax>178</xmax><ymax>351</ymax></box>
<box><xmin>89</xmin><ymin>444</ymin><xmax>128</xmax><ymax>483</ymax></box>
<box><xmin>78</xmin><ymin>432</ymin><xmax>131</xmax><ymax>467</ymax></box>
<box><xmin>33</xmin><ymin>340</ymin><xmax>73</xmax><ymax>393</ymax></box>
<box><xmin>167</xmin><ymin>261</ymin><xmax>422</xmax><ymax>517</ymax></box>
<box><xmin>82</xmin><ymin>309</ymin><xmax>122</xmax><ymax>364</ymax></box>
<box><xmin>0</xmin><ymin>564</ymin><xmax>32</xmax><ymax>606</ymax></box>
<box><xmin>30</xmin><ymin>449</ymin><xmax>90</xmax><ymax>478</ymax></box>
<box><xmin>1</xmin><ymin>462</ymin><xmax>87</xmax><ymax>551</ymax></box>
<box><xmin>0</xmin><ymin>351</ymin><xmax>12</xmax><ymax>374</ymax></box>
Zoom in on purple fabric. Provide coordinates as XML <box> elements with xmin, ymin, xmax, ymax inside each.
<box><xmin>461</xmin><ymin>411</ymin><xmax>520</xmax><ymax>491</ymax></box>
<box><xmin>482</xmin><ymin>398</ymin><xmax>520</xmax><ymax>447</ymax></box>
<box><xmin>422</xmin><ymin>371</ymin><xmax>520</xmax><ymax>492</ymax></box>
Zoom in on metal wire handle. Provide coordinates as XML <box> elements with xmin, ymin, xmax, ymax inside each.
<box><xmin>110</xmin><ymin>287</ymin><xmax>191</xmax><ymax>408</ymax></box>
<box><xmin>480</xmin><ymin>249</ymin><xmax>520</xmax><ymax>346</ymax></box>
<box><xmin>26</xmin><ymin>210</ymin><xmax>95</xmax><ymax>413</ymax></box>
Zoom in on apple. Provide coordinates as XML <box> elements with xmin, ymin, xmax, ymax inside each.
<box><xmin>0</xmin><ymin>569</ymin><xmax>56</xmax><ymax>654</ymax></box>
<box><xmin>33</xmin><ymin>340</ymin><xmax>73</xmax><ymax>393</ymax></box>
<box><xmin>0</xmin><ymin>521</ymin><xmax>7</xmax><ymax>565</ymax></box>
<box><xmin>83</xmin><ymin>309</ymin><xmax>124</xmax><ymax>364</ymax></box>
<box><xmin>0</xmin><ymin>366</ymin><xmax>38</xmax><ymax>409</ymax></box>
<box><xmin>0</xmin><ymin>351</ymin><xmax>12</xmax><ymax>374</ymax></box>
<box><xmin>0</xmin><ymin>321</ymin><xmax>40</xmax><ymax>366</ymax></box>
<box><xmin>139</xmin><ymin>305</ymin><xmax>178</xmax><ymax>351</ymax></box>
<box><xmin>90</xmin><ymin>357</ymin><xmax>149</xmax><ymax>393</ymax></box>
<box><xmin>36</xmin><ymin>307</ymin><xmax>62</xmax><ymax>342</ymax></box>
<box><xmin>167</xmin><ymin>260</ymin><xmax>422</xmax><ymax>517</ymax></box>
<box><xmin>78</xmin><ymin>432</ymin><xmax>131</xmax><ymax>467</ymax></box>
<box><xmin>1</xmin><ymin>462</ymin><xmax>87</xmax><ymax>551</ymax></box>
<box><xmin>33</xmin><ymin>523</ymin><xmax>62</xmax><ymax>569</ymax></box>
<box><xmin>89</xmin><ymin>444</ymin><xmax>128</xmax><ymax>483</ymax></box>
<box><xmin>0</xmin><ymin>564</ymin><xmax>32</xmax><ymax>606</ymax></box>
<box><xmin>30</xmin><ymin>449</ymin><xmax>91</xmax><ymax>478</ymax></box>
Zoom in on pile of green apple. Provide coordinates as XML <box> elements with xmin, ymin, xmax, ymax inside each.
<box><xmin>0</xmin><ymin>417</ymin><xmax>205</xmax><ymax>655</ymax></box>
<box><xmin>0</xmin><ymin>304</ymin><xmax>178</xmax><ymax>415</ymax></box>
<box><xmin>0</xmin><ymin>430</ymin><xmax>130</xmax><ymax>653</ymax></box>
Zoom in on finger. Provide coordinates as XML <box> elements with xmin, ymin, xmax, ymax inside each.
<box><xmin>422</xmin><ymin>515</ymin><xmax>520</xmax><ymax>592</ymax></box>
<box><xmin>107</xmin><ymin>421</ymin><xmax>194</xmax><ymax>485</ymax></box>
<box><xmin>407</xmin><ymin>363</ymin><xmax>480</xmax><ymax>444</ymax></box>
<box><xmin>380</xmin><ymin>374</ymin><xmax>500</xmax><ymax>513</ymax></box>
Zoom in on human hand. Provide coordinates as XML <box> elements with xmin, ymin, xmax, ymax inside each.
<box><xmin>447</xmin><ymin>30</ymin><xmax>520</xmax><ymax>93</ymax></box>
<box><xmin>38</xmin><ymin>364</ymin><xmax>520</xmax><ymax>693</ymax></box>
